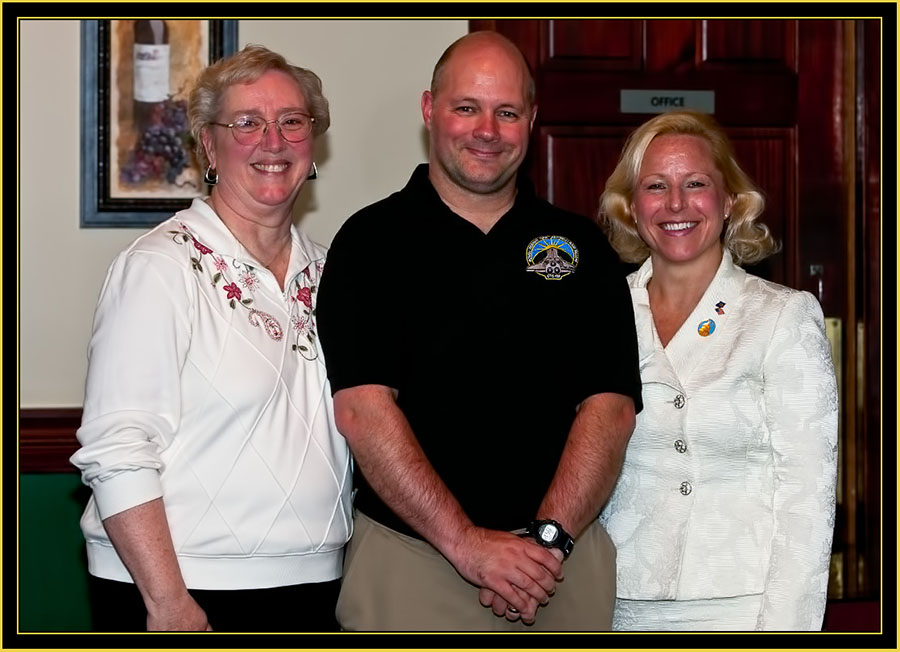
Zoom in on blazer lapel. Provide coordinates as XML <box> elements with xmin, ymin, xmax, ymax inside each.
<box><xmin>662</xmin><ymin>250</ymin><xmax>746</xmax><ymax>385</ymax></box>
<box><xmin>629</xmin><ymin>260</ymin><xmax>682</xmax><ymax>391</ymax></box>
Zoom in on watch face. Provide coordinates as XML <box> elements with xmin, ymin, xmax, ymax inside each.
<box><xmin>538</xmin><ymin>523</ymin><xmax>558</xmax><ymax>543</ymax></box>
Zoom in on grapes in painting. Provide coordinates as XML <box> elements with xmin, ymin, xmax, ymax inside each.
<box><xmin>120</xmin><ymin>96</ymin><xmax>197</xmax><ymax>188</ymax></box>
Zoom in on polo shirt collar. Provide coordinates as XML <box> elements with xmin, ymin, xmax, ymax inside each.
<box><xmin>404</xmin><ymin>164</ymin><xmax>537</xmax><ymax>217</ymax></box>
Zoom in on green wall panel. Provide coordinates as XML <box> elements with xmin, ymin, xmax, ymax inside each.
<box><xmin>19</xmin><ymin>473</ymin><xmax>91</xmax><ymax>632</ymax></box>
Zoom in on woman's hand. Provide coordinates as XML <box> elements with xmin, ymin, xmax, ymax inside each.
<box><xmin>146</xmin><ymin>591</ymin><xmax>212</xmax><ymax>631</ymax></box>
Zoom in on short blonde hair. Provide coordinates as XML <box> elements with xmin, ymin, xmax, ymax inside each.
<box><xmin>188</xmin><ymin>44</ymin><xmax>330</xmax><ymax>170</ymax></box>
<box><xmin>598</xmin><ymin>110</ymin><xmax>778</xmax><ymax>265</ymax></box>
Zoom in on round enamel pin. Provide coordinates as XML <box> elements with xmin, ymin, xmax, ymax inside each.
<box><xmin>698</xmin><ymin>319</ymin><xmax>716</xmax><ymax>337</ymax></box>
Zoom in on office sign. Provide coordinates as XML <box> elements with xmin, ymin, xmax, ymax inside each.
<box><xmin>620</xmin><ymin>90</ymin><xmax>715</xmax><ymax>114</ymax></box>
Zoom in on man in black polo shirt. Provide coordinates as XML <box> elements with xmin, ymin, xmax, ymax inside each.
<box><xmin>316</xmin><ymin>31</ymin><xmax>641</xmax><ymax>631</ymax></box>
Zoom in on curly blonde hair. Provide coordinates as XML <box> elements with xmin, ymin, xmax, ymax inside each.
<box><xmin>598</xmin><ymin>110</ymin><xmax>778</xmax><ymax>265</ymax></box>
<box><xmin>188</xmin><ymin>44</ymin><xmax>330</xmax><ymax>170</ymax></box>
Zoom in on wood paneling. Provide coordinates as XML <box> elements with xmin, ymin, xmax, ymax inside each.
<box><xmin>728</xmin><ymin>129</ymin><xmax>795</xmax><ymax>285</ymax></box>
<box><xmin>700</xmin><ymin>20</ymin><xmax>797</xmax><ymax>70</ymax></box>
<box><xmin>540</xmin><ymin>127</ymin><xmax>629</xmax><ymax>217</ymax></box>
<box><xmin>535</xmin><ymin>61</ymin><xmax>797</xmax><ymax>128</ymax></box>
<box><xmin>547</xmin><ymin>19</ymin><xmax>642</xmax><ymax>69</ymax></box>
<box><xmin>19</xmin><ymin>409</ymin><xmax>81</xmax><ymax>473</ymax></box>
<box><xmin>858</xmin><ymin>17</ymin><xmax>881</xmax><ymax>601</ymax></box>
<box><xmin>645</xmin><ymin>20</ymin><xmax>696</xmax><ymax>72</ymax></box>
<box><xmin>795</xmin><ymin>20</ymin><xmax>847</xmax><ymax>311</ymax></box>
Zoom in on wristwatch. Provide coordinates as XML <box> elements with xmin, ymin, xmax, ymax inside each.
<box><xmin>526</xmin><ymin>519</ymin><xmax>574</xmax><ymax>558</ymax></box>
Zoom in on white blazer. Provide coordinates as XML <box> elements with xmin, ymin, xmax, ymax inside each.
<box><xmin>599</xmin><ymin>250</ymin><xmax>838</xmax><ymax>630</ymax></box>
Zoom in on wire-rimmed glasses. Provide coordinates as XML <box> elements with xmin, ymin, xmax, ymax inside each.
<box><xmin>209</xmin><ymin>112</ymin><xmax>316</xmax><ymax>145</ymax></box>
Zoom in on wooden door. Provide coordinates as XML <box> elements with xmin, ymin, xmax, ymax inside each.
<box><xmin>472</xmin><ymin>19</ymin><xmax>880</xmax><ymax>604</ymax></box>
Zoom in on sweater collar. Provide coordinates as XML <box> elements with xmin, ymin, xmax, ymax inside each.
<box><xmin>175</xmin><ymin>198</ymin><xmax>326</xmax><ymax>281</ymax></box>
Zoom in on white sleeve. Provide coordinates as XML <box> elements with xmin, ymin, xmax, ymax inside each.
<box><xmin>70</xmin><ymin>248</ymin><xmax>194</xmax><ymax>520</ymax></box>
<box><xmin>756</xmin><ymin>290</ymin><xmax>838</xmax><ymax>630</ymax></box>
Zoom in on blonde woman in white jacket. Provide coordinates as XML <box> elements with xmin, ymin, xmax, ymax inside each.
<box><xmin>597</xmin><ymin>111</ymin><xmax>838</xmax><ymax>631</ymax></box>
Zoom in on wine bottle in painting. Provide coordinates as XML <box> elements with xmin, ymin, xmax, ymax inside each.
<box><xmin>133</xmin><ymin>20</ymin><xmax>170</xmax><ymax>132</ymax></box>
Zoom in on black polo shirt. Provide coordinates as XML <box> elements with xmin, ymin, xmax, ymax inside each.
<box><xmin>317</xmin><ymin>164</ymin><xmax>641</xmax><ymax>538</ymax></box>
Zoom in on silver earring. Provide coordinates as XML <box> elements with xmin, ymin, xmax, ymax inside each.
<box><xmin>204</xmin><ymin>166</ymin><xmax>218</xmax><ymax>185</ymax></box>
<box><xmin>307</xmin><ymin>162</ymin><xmax>318</xmax><ymax>180</ymax></box>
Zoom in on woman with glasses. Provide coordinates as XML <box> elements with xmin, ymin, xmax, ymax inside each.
<box><xmin>70</xmin><ymin>45</ymin><xmax>352</xmax><ymax>631</ymax></box>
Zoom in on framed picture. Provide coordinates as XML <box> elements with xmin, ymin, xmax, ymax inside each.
<box><xmin>80</xmin><ymin>19</ymin><xmax>238</xmax><ymax>227</ymax></box>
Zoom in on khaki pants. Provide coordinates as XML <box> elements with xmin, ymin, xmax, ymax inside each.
<box><xmin>336</xmin><ymin>511</ymin><xmax>616</xmax><ymax>631</ymax></box>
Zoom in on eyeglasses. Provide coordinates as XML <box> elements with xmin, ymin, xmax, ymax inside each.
<box><xmin>209</xmin><ymin>112</ymin><xmax>316</xmax><ymax>145</ymax></box>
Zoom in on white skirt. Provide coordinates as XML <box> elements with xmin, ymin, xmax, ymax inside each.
<box><xmin>613</xmin><ymin>594</ymin><xmax>763</xmax><ymax>631</ymax></box>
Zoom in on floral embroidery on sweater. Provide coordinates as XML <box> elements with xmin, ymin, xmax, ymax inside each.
<box><xmin>169</xmin><ymin>222</ymin><xmax>284</xmax><ymax>342</ymax></box>
<box><xmin>288</xmin><ymin>262</ymin><xmax>323</xmax><ymax>360</ymax></box>
<box><xmin>169</xmin><ymin>221</ymin><xmax>324</xmax><ymax>355</ymax></box>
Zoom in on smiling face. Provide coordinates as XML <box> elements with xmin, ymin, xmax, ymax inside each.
<box><xmin>631</xmin><ymin>133</ymin><xmax>734</xmax><ymax>275</ymax></box>
<box><xmin>421</xmin><ymin>36</ymin><xmax>536</xmax><ymax>199</ymax></box>
<box><xmin>202</xmin><ymin>69</ymin><xmax>314</xmax><ymax>220</ymax></box>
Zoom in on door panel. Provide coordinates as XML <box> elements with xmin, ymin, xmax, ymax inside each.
<box><xmin>728</xmin><ymin>129</ymin><xmax>795</xmax><ymax>283</ymax></box>
<box><xmin>700</xmin><ymin>19</ymin><xmax>797</xmax><ymax>68</ymax></box>
<box><xmin>546</xmin><ymin>20</ymin><xmax>643</xmax><ymax>68</ymax></box>
<box><xmin>540</xmin><ymin>127</ymin><xmax>626</xmax><ymax>216</ymax></box>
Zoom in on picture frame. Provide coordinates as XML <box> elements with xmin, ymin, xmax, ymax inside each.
<box><xmin>80</xmin><ymin>19</ymin><xmax>238</xmax><ymax>227</ymax></box>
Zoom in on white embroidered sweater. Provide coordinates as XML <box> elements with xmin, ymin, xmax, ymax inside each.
<box><xmin>71</xmin><ymin>198</ymin><xmax>353</xmax><ymax>590</ymax></box>
<box><xmin>599</xmin><ymin>250</ymin><xmax>838</xmax><ymax>630</ymax></box>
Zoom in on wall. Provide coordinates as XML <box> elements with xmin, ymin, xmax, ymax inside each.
<box><xmin>19</xmin><ymin>19</ymin><xmax>467</xmax><ymax>408</ymax></box>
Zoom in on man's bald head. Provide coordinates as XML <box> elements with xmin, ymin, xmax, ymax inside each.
<box><xmin>429</xmin><ymin>31</ymin><xmax>536</xmax><ymax>109</ymax></box>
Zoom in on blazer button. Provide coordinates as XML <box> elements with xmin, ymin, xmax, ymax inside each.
<box><xmin>674</xmin><ymin>394</ymin><xmax>685</xmax><ymax>409</ymax></box>
<box><xmin>680</xmin><ymin>481</ymin><xmax>692</xmax><ymax>495</ymax></box>
<box><xmin>674</xmin><ymin>439</ymin><xmax>687</xmax><ymax>453</ymax></box>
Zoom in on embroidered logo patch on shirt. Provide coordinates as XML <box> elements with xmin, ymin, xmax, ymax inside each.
<box><xmin>525</xmin><ymin>236</ymin><xmax>579</xmax><ymax>280</ymax></box>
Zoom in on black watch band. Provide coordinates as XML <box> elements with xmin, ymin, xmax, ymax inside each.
<box><xmin>526</xmin><ymin>519</ymin><xmax>575</xmax><ymax>558</ymax></box>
